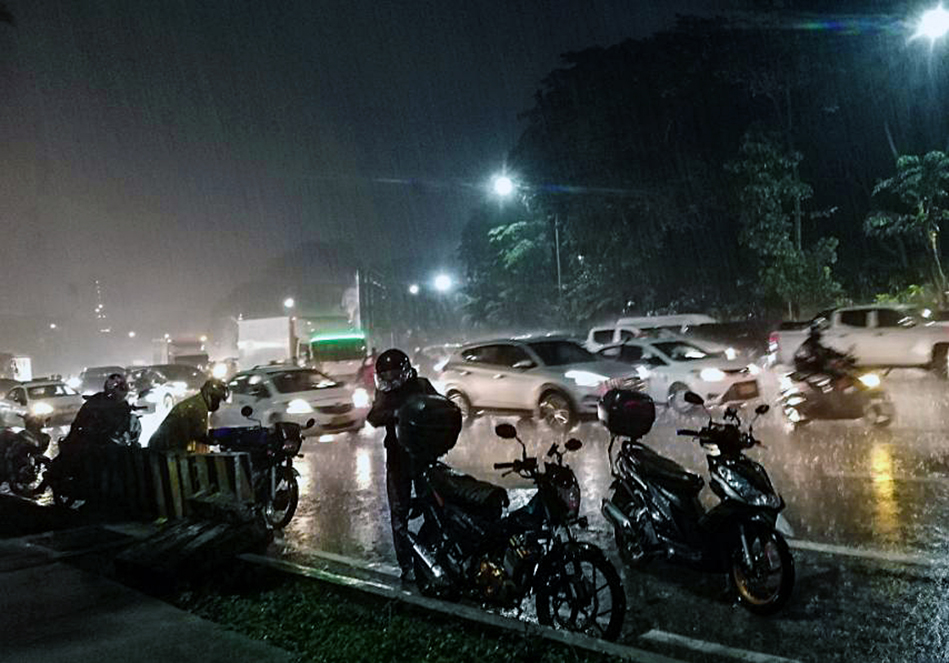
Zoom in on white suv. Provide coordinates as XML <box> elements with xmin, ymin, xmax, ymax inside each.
<box><xmin>439</xmin><ymin>338</ymin><xmax>645</xmax><ymax>430</ymax></box>
<box><xmin>211</xmin><ymin>366</ymin><xmax>370</xmax><ymax>436</ymax></box>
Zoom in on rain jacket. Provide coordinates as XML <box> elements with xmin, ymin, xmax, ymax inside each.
<box><xmin>148</xmin><ymin>392</ymin><xmax>209</xmax><ymax>453</ymax></box>
<box><xmin>367</xmin><ymin>374</ymin><xmax>437</xmax><ymax>452</ymax></box>
<box><xmin>62</xmin><ymin>392</ymin><xmax>136</xmax><ymax>452</ymax></box>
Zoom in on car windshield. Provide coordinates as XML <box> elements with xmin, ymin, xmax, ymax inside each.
<box><xmin>270</xmin><ymin>369</ymin><xmax>338</xmax><ymax>394</ymax></box>
<box><xmin>28</xmin><ymin>384</ymin><xmax>77</xmax><ymax>398</ymax></box>
<box><xmin>652</xmin><ymin>341</ymin><xmax>720</xmax><ymax>362</ymax></box>
<box><xmin>151</xmin><ymin>365</ymin><xmax>205</xmax><ymax>388</ymax></box>
<box><xmin>526</xmin><ymin>341</ymin><xmax>595</xmax><ymax>366</ymax></box>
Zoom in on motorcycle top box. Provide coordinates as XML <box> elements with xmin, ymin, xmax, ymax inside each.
<box><xmin>397</xmin><ymin>394</ymin><xmax>462</xmax><ymax>461</ymax></box>
<box><xmin>598</xmin><ymin>388</ymin><xmax>656</xmax><ymax>439</ymax></box>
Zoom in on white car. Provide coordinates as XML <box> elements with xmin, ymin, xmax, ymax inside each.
<box><xmin>596</xmin><ymin>339</ymin><xmax>761</xmax><ymax>412</ymax></box>
<box><xmin>212</xmin><ymin>366</ymin><xmax>369</xmax><ymax>436</ymax></box>
<box><xmin>0</xmin><ymin>379</ymin><xmax>84</xmax><ymax>428</ymax></box>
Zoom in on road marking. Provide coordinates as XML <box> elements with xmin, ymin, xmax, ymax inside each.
<box><xmin>789</xmin><ymin>539</ymin><xmax>945</xmax><ymax>568</ymax></box>
<box><xmin>822</xmin><ymin>470</ymin><xmax>949</xmax><ymax>484</ymax></box>
<box><xmin>298</xmin><ymin>548</ymin><xmax>401</xmax><ymax>577</ymax></box>
<box><xmin>641</xmin><ymin>630</ymin><xmax>801</xmax><ymax>663</ymax></box>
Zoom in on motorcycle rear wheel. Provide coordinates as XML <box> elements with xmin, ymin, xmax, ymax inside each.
<box><xmin>730</xmin><ymin>524</ymin><xmax>794</xmax><ymax>615</ymax></box>
<box><xmin>536</xmin><ymin>546</ymin><xmax>626</xmax><ymax>641</ymax></box>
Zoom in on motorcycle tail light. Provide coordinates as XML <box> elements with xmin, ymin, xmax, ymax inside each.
<box><xmin>557</xmin><ymin>483</ymin><xmax>581</xmax><ymax>518</ymax></box>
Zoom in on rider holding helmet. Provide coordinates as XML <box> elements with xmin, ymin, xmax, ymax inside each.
<box><xmin>148</xmin><ymin>379</ymin><xmax>229</xmax><ymax>453</ymax></box>
<box><xmin>367</xmin><ymin>348</ymin><xmax>438</xmax><ymax>583</ymax></box>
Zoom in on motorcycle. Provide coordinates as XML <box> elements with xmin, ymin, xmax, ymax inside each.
<box><xmin>210</xmin><ymin>405</ymin><xmax>313</xmax><ymax>529</ymax></box>
<box><xmin>600</xmin><ymin>389</ymin><xmax>795</xmax><ymax>615</ymax></box>
<box><xmin>0</xmin><ymin>415</ymin><xmax>51</xmax><ymax>497</ymax></box>
<box><xmin>779</xmin><ymin>356</ymin><xmax>893</xmax><ymax>428</ymax></box>
<box><xmin>408</xmin><ymin>421</ymin><xmax>627</xmax><ymax>641</ymax></box>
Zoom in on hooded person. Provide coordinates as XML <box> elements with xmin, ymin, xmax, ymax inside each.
<box><xmin>367</xmin><ymin>348</ymin><xmax>438</xmax><ymax>583</ymax></box>
<box><xmin>148</xmin><ymin>379</ymin><xmax>229</xmax><ymax>453</ymax></box>
<box><xmin>62</xmin><ymin>373</ymin><xmax>138</xmax><ymax>451</ymax></box>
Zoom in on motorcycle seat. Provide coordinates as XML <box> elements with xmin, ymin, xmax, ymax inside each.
<box><xmin>627</xmin><ymin>444</ymin><xmax>704</xmax><ymax>494</ymax></box>
<box><xmin>428</xmin><ymin>464</ymin><xmax>509</xmax><ymax>517</ymax></box>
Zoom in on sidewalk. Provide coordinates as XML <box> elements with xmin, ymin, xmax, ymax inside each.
<box><xmin>0</xmin><ymin>523</ymin><xmax>292</xmax><ymax>663</ymax></box>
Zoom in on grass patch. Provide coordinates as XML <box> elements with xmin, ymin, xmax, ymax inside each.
<box><xmin>172</xmin><ymin>565</ymin><xmax>613</xmax><ymax>663</ymax></box>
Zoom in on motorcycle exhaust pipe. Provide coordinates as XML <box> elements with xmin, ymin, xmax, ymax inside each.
<box><xmin>407</xmin><ymin>533</ymin><xmax>446</xmax><ymax>580</ymax></box>
<box><xmin>601</xmin><ymin>499</ymin><xmax>633</xmax><ymax>531</ymax></box>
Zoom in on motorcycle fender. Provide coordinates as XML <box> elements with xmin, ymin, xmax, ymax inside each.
<box><xmin>703</xmin><ymin>503</ymin><xmax>780</xmax><ymax>569</ymax></box>
<box><xmin>775</xmin><ymin>513</ymin><xmax>795</xmax><ymax>538</ymax></box>
<box><xmin>533</xmin><ymin>541</ymin><xmax>608</xmax><ymax>594</ymax></box>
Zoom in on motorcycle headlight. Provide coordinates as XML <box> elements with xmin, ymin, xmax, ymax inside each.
<box><xmin>286</xmin><ymin>399</ymin><xmax>313</xmax><ymax>414</ymax></box>
<box><xmin>31</xmin><ymin>402</ymin><xmax>54</xmax><ymax>416</ymax></box>
<box><xmin>564</xmin><ymin>370</ymin><xmax>608</xmax><ymax>388</ymax></box>
<box><xmin>858</xmin><ymin>373</ymin><xmax>881</xmax><ymax>389</ymax></box>
<box><xmin>351</xmin><ymin>387</ymin><xmax>370</xmax><ymax>408</ymax></box>
<box><xmin>699</xmin><ymin>368</ymin><xmax>726</xmax><ymax>382</ymax></box>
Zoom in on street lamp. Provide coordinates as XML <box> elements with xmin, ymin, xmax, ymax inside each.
<box><xmin>408</xmin><ymin>283</ymin><xmax>420</xmax><ymax>295</ymax></box>
<box><xmin>49</xmin><ymin>323</ymin><xmax>57</xmax><ymax>330</ymax></box>
<box><xmin>283</xmin><ymin>297</ymin><xmax>295</xmax><ymax>309</ymax></box>
<box><xmin>433</xmin><ymin>274</ymin><xmax>453</xmax><ymax>293</ymax></box>
<box><xmin>128</xmin><ymin>331</ymin><xmax>136</xmax><ymax>338</ymax></box>
<box><xmin>492</xmin><ymin>174</ymin><xmax>514</xmax><ymax>198</ymax></box>
<box><xmin>914</xmin><ymin>4</ymin><xmax>949</xmax><ymax>41</ymax></box>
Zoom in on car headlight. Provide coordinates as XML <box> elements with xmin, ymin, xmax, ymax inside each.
<box><xmin>698</xmin><ymin>368</ymin><xmax>726</xmax><ymax>382</ymax></box>
<box><xmin>747</xmin><ymin>363</ymin><xmax>761</xmax><ymax>376</ymax></box>
<box><xmin>170</xmin><ymin>381</ymin><xmax>189</xmax><ymax>396</ymax></box>
<box><xmin>66</xmin><ymin>377</ymin><xmax>81</xmax><ymax>390</ymax></box>
<box><xmin>211</xmin><ymin>362</ymin><xmax>228</xmax><ymax>380</ymax></box>
<box><xmin>564</xmin><ymin>370</ymin><xmax>608</xmax><ymax>387</ymax></box>
<box><xmin>858</xmin><ymin>373</ymin><xmax>881</xmax><ymax>389</ymax></box>
<box><xmin>31</xmin><ymin>402</ymin><xmax>54</xmax><ymax>416</ymax></box>
<box><xmin>635</xmin><ymin>365</ymin><xmax>650</xmax><ymax>380</ymax></box>
<box><xmin>725</xmin><ymin>347</ymin><xmax>738</xmax><ymax>360</ymax></box>
<box><xmin>286</xmin><ymin>399</ymin><xmax>314</xmax><ymax>414</ymax></box>
<box><xmin>351</xmin><ymin>388</ymin><xmax>370</xmax><ymax>408</ymax></box>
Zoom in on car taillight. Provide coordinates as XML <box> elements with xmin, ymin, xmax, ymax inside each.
<box><xmin>768</xmin><ymin>332</ymin><xmax>780</xmax><ymax>354</ymax></box>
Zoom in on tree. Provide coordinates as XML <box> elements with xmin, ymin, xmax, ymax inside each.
<box><xmin>727</xmin><ymin>130</ymin><xmax>842</xmax><ymax>317</ymax></box>
<box><xmin>865</xmin><ymin>152</ymin><xmax>949</xmax><ymax>306</ymax></box>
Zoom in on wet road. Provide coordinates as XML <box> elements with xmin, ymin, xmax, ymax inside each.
<box><xmin>279</xmin><ymin>370</ymin><xmax>949</xmax><ymax>662</ymax></box>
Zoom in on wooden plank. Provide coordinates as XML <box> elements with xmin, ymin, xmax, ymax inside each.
<box><xmin>235</xmin><ymin>454</ymin><xmax>254</xmax><ymax>504</ymax></box>
<box><xmin>149</xmin><ymin>452</ymin><xmax>167</xmax><ymax>519</ymax></box>
<box><xmin>165</xmin><ymin>455</ymin><xmax>184</xmax><ymax>519</ymax></box>
<box><xmin>214</xmin><ymin>455</ymin><xmax>233</xmax><ymax>497</ymax></box>
<box><xmin>193</xmin><ymin>454</ymin><xmax>211</xmax><ymax>498</ymax></box>
<box><xmin>178</xmin><ymin>456</ymin><xmax>194</xmax><ymax>518</ymax></box>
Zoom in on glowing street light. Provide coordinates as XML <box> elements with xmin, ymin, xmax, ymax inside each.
<box><xmin>408</xmin><ymin>284</ymin><xmax>420</xmax><ymax>295</ymax></box>
<box><xmin>915</xmin><ymin>4</ymin><xmax>949</xmax><ymax>41</ymax></box>
<box><xmin>492</xmin><ymin>174</ymin><xmax>515</xmax><ymax>197</ymax></box>
<box><xmin>128</xmin><ymin>331</ymin><xmax>136</xmax><ymax>338</ymax></box>
<box><xmin>49</xmin><ymin>323</ymin><xmax>57</xmax><ymax>330</ymax></box>
<box><xmin>283</xmin><ymin>297</ymin><xmax>295</xmax><ymax>309</ymax></box>
<box><xmin>433</xmin><ymin>274</ymin><xmax>453</xmax><ymax>293</ymax></box>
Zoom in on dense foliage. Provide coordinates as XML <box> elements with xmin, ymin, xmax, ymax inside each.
<box><xmin>460</xmin><ymin>16</ymin><xmax>949</xmax><ymax>326</ymax></box>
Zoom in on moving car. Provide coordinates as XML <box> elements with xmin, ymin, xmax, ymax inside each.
<box><xmin>597</xmin><ymin>338</ymin><xmax>761</xmax><ymax>412</ymax></box>
<box><xmin>73</xmin><ymin>365</ymin><xmax>126</xmax><ymax>396</ymax></box>
<box><xmin>0</xmin><ymin>378</ymin><xmax>84</xmax><ymax>427</ymax></box>
<box><xmin>127</xmin><ymin>366</ymin><xmax>189</xmax><ymax>415</ymax></box>
<box><xmin>438</xmin><ymin>337</ymin><xmax>645</xmax><ymax>429</ymax></box>
<box><xmin>211</xmin><ymin>365</ymin><xmax>368</xmax><ymax>436</ymax></box>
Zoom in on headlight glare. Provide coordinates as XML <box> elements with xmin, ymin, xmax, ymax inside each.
<box><xmin>351</xmin><ymin>388</ymin><xmax>370</xmax><ymax>408</ymax></box>
<box><xmin>286</xmin><ymin>399</ymin><xmax>314</xmax><ymax>414</ymax></box>
<box><xmin>564</xmin><ymin>370</ymin><xmax>608</xmax><ymax>387</ymax></box>
<box><xmin>699</xmin><ymin>368</ymin><xmax>726</xmax><ymax>382</ymax></box>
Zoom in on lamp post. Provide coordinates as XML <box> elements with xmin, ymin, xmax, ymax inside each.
<box><xmin>914</xmin><ymin>4</ymin><xmax>949</xmax><ymax>41</ymax></box>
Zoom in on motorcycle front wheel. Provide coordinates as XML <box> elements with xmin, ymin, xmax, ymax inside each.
<box><xmin>264</xmin><ymin>470</ymin><xmax>299</xmax><ymax>529</ymax></box>
<box><xmin>535</xmin><ymin>546</ymin><xmax>626</xmax><ymax>641</ymax></box>
<box><xmin>730</xmin><ymin>524</ymin><xmax>794</xmax><ymax>615</ymax></box>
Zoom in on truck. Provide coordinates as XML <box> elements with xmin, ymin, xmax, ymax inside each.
<box><xmin>153</xmin><ymin>338</ymin><xmax>210</xmax><ymax>371</ymax></box>
<box><xmin>0</xmin><ymin>353</ymin><xmax>32</xmax><ymax>382</ymax></box>
<box><xmin>236</xmin><ymin>316</ymin><xmax>368</xmax><ymax>381</ymax></box>
<box><xmin>768</xmin><ymin>305</ymin><xmax>949</xmax><ymax>377</ymax></box>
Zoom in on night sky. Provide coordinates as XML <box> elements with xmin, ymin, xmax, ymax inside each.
<box><xmin>0</xmin><ymin>0</ymin><xmax>708</xmax><ymax>338</ymax></box>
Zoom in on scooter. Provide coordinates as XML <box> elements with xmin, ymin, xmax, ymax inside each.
<box><xmin>599</xmin><ymin>389</ymin><xmax>795</xmax><ymax>615</ymax></box>
<box><xmin>0</xmin><ymin>415</ymin><xmax>51</xmax><ymax>497</ymax></box>
<box><xmin>779</xmin><ymin>356</ymin><xmax>893</xmax><ymax>428</ymax></box>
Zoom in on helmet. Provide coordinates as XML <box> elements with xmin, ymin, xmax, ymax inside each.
<box><xmin>597</xmin><ymin>389</ymin><xmax>656</xmax><ymax>438</ymax></box>
<box><xmin>103</xmin><ymin>373</ymin><xmax>129</xmax><ymax>400</ymax></box>
<box><xmin>809</xmin><ymin>320</ymin><xmax>823</xmax><ymax>340</ymax></box>
<box><xmin>200</xmin><ymin>379</ymin><xmax>230</xmax><ymax>412</ymax></box>
<box><xmin>375</xmin><ymin>348</ymin><xmax>413</xmax><ymax>393</ymax></box>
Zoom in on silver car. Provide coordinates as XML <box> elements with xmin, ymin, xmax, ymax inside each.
<box><xmin>0</xmin><ymin>379</ymin><xmax>84</xmax><ymax>428</ymax></box>
<box><xmin>439</xmin><ymin>338</ymin><xmax>645</xmax><ymax>429</ymax></box>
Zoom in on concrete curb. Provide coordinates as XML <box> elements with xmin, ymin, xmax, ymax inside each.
<box><xmin>238</xmin><ymin>552</ymin><xmax>684</xmax><ymax>663</ymax></box>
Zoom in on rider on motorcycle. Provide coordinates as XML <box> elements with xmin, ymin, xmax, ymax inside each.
<box><xmin>367</xmin><ymin>348</ymin><xmax>438</xmax><ymax>583</ymax></box>
<box><xmin>793</xmin><ymin>322</ymin><xmax>849</xmax><ymax>379</ymax></box>
<box><xmin>148</xmin><ymin>379</ymin><xmax>228</xmax><ymax>453</ymax></box>
<box><xmin>62</xmin><ymin>373</ymin><xmax>139</xmax><ymax>451</ymax></box>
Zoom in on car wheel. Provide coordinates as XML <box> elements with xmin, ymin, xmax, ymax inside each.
<box><xmin>447</xmin><ymin>391</ymin><xmax>473</xmax><ymax>427</ymax></box>
<box><xmin>538</xmin><ymin>390</ymin><xmax>575</xmax><ymax>431</ymax></box>
<box><xmin>667</xmin><ymin>383</ymin><xmax>695</xmax><ymax>414</ymax></box>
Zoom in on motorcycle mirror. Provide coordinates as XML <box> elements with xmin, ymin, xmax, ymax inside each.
<box><xmin>240</xmin><ymin>405</ymin><xmax>254</xmax><ymax>418</ymax></box>
<box><xmin>725</xmin><ymin>406</ymin><xmax>739</xmax><ymax>420</ymax></box>
<box><xmin>684</xmin><ymin>391</ymin><xmax>705</xmax><ymax>406</ymax></box>
<box><xmin>755</xmin><ymin>404</ymin><xmax>770</xmax><ymax>416</ymax></box>
<box><xmin>494</xmin><ymin>423</ymin><xmax>517</xmax><ymax>439</ymax></box>
<box><xmin>304</xmin><ymin>418</ymin><xmax>316</xmax><ymax>429</ymax></box>
<box><xmin>565</xmin><ymin>438</ymin><xmax>583</xmax><ymax>452</ymax></box>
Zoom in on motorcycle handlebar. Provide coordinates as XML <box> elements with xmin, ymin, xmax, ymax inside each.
<box><xmin>494</xmin><ymin>462</ymin><xmax>515</xmax><ymax>470</ymax></box>
<box><xmin>677</xmin><ymin>429</ymin><xmax>700</xmax><ymax>436</ymax></box>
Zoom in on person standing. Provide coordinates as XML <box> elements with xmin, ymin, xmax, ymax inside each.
<box><xmin>148</xmin><ymin>379</ymin><xmax>228</xmax><ymax>453</ymax></box>
<box><xmin>367</xmin><ymin>348</ymin><xmax>436</xmax><ymax>583</ymax></box>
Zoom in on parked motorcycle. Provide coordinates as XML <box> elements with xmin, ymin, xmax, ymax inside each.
<box><xmin>210</xmin><ymin>405</ymin><xmax>313</xmax><ymax>529</ymax></box>
<box><xmin>0</xmin><ymin>415</ymin><xmax>51</xmax><ymax>497</ymax></box>
<box><xmin>599</xmin><ymin>388</ymin><xmax>794</xmax><ymax>615</ymax></box>
<box><xmin>404</xmin><ymin>394</ymin><xmax>626</xmax><ymax>641</ymax></box>
<box><xmin>779</xmin><ymin>356</ymin><xmax>893</xmax><ymax>428</ymax></box>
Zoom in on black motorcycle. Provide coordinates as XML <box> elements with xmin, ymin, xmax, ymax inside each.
<box><xmin>779</xmin><ymin>357</ymin><xmax>893</xmax><ymax>428</ymax></box>
<box><xmin>600</xmin><ymin>389</ymin><xmax>794</xmax><ymax>615</ymax></box>
<box><xmin>409</xmin><ymin>422</ymin><xmax>626</xmax><ymax>641</ymax></box>
<box><xmin>0</xmin><ymin>415</ymin><xmax>51</xmax><ymax>497</ymax></box>
<box><xmin>210</xmin><ymin>406</ymin><xmax>313</xmax><ymax>529</ymax></box>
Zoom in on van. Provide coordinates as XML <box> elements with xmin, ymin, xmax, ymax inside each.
<box><xmin>586</xmin><ymin>314</ymin><xmax>718</xmax><ymax>351</ymax></box>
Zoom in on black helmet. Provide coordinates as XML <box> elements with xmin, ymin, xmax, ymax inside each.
<box><xmin>808</xmin><ymin>320</ymin><xmax>823</xmax><ymax>340</ymax></box>
<box><xmin>375</xmin><ymin>348</ymin><xmax>413</xmax><ymax>393</ymax></box>
<box><xmin>598</xmin><ymin>389</ymin><xmax>656</xmax><ymax>438</ymax></box>
<box><xmin>104</xmin><ymin>373</ymin><xmax>129</xmax><ymax>400</ymax></box>
<box><xmin>200</xmin><ymin>379</ymin><xmax>230</xmax><ymax>412</ymax></box>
